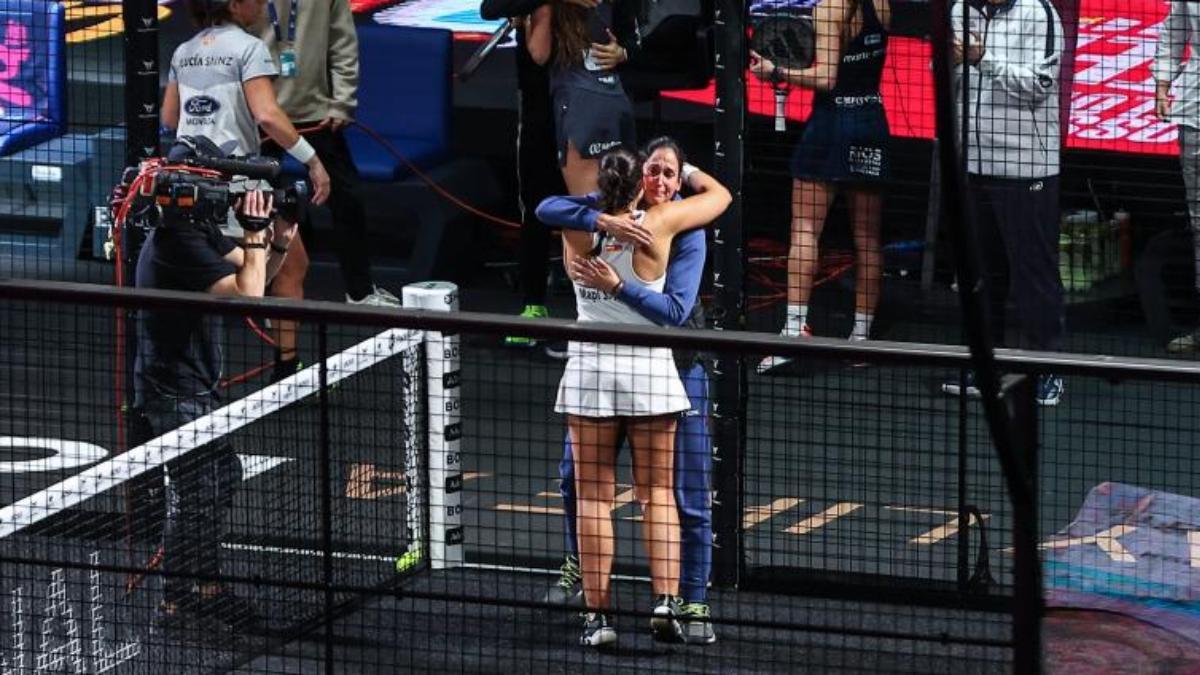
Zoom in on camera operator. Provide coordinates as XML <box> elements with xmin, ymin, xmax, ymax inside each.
<box><xmin>162</xmin><ymin>0</ymin><xmax>331</xmax><ymax>382</ymax></box>
<box><xmin>132</xmin><ymin>188</ymin><xmax>295</xmax><ymax>632</ymax></box>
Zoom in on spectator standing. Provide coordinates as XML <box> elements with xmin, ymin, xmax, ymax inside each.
<box><xmin>749</xmin><ymin>0</ymin><xmax>892</xmax><ymax>373</ymax></box>
<box><xmin>258</xmin><ymin>0</ymin><xmax>400</xmax><ymax>379</ymax></box>
<box><xmin>480</xmin><ymin>0</ymin><xmax>572</xmax><ymax>349</ymax></box>
<box><xmin>942</xmin><ymin>0</ymin><xmax>1066</xmax><ymax>406</ymax></box>
<box><xmin>1154</xmin><ymin>0</ymin><xmax>1200</xmax><ymax>353</ymax></box>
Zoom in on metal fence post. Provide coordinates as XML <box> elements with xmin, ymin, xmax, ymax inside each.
<box><xmin>1005</xmin><ymin>375</ymin><xmax>1043</xmax><ymax>673</ymax></box>
<box><xmin>317</xmin><ymin>323</ymin><xmax>334</xmax><ymax>675</ymax></box>
<box><xmin>711</xmin><ymin>0</ymin><xmax>748</xmax><ymax>588</ymax></box>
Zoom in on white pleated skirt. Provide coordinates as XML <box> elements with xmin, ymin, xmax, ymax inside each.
<box><xmin>555</xmin><ymin>341</ymin><xmax>690</xmax><ymax>418</ymax></box>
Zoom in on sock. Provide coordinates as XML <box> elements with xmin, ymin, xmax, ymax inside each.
<box><xmin>271</xmin><ymin>349</ymin><xmax>300</xmax><ymax>382</ymax></box>
<box><xmin>851</xmin><ymin>312</ymin><xmax>873</xmax><ymax>340</ymax></box>
<box><xmin>783</xmin><ymin>304</ymin><xmax>808</xmax><ymax>336</ymax></box>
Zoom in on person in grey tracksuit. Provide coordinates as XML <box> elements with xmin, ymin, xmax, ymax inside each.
<box><xmin>1155</xmin><ymin>0</ymin><xmax>1200</xmax><ymax>352</ymax></box>
<box><xmin>946</xmin><ymin>0</ymin><xmax>1066</xmax><ymax>404</ymax></box>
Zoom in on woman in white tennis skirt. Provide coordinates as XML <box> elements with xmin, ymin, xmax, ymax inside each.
<box><xmin>543</xmin><ymin>147</ymin><xmax>730</xmax><ymax>646</ymax></box>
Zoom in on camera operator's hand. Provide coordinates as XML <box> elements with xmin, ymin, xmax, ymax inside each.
<box><xmin>237</xmin><ymin>191</ymin><xmax>274</xmax><ymax>245</ymax></box>
<box><xmin>307</xmin><ymin>158</ymin><xmax>331</xmax><ymax>206</ymax></box>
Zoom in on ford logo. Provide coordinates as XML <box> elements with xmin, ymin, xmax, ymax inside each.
<box><xmin>184</xmin><ymin>96</ymin><xmax>220</xmax><ymax>116</ymax></box>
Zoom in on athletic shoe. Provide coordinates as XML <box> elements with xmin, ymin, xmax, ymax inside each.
<box><xmin>579</xmin><ymin>612</ymin><xmax>617</xmax><ymax>647</ymax></box>
<box><xmin>1036</xmin><ymin>374</ymin><xmax>1064</xmax><ymax>407</ymax></box>
<box><xmin>505</xmin><ymin>305</ymin><xmax>549</xmax><ymax>347</ymax></box>
<box><xmin>541</xmin><ymin>555</ymin><xmax>583</xmax><ymax>606</ymax></box>
<box><xmin>941</xmin><ymin>371</ymin><xmax>981</xmax><ymax>398</ymax></box>
<box><xmin>757</xmin><ymin>324</ymin><xmax>812</xmax><ymax>374</ymax></box>
<box><xmin>650</xmin><ymin>595</ymin><xmax>685</xmax><ymax>644</ymax></box>
<box><xmin>543</xmin><ymin>340</ymin><xmax>569</xmax><ymax>360</ymax></box>
<box><xmin>347</xmin><ymin>286</ymin><xmax>401</xmax><ymax>307</ymax></box>
<box><xmin>1167</xmin><ymin>329</ymin><xmax>1200</xmax><ymax>354</ymax></box>
<box><xmin>679</xmin><ymin>602</ymin><xmax>717</xmax><ymax>645</ymax></box>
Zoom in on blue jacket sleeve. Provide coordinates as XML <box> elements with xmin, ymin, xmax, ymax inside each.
<box><xmin>616</xmin><ymin>229</ymin><xmax>705</xmax><ymax>327</ymax></box>
<box><xmin>534</xmin><ymin>193</ymin><xmax>601</xmax><ymax>230</ymax></box>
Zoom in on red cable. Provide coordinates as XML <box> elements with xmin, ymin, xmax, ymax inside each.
<box><xmin>345</xmin><ymin>120</ymin><xmax>522</xmax><ymax>229</ymax></box>
<box><xmin>276</xmin><ymin>121</ymin><xmax>523</xmax><ymax>230</ymax></box>
<box><xmin>244</xmin><ymin>317</ymin><xmax>277</xmax><ymax>347</ymax></box>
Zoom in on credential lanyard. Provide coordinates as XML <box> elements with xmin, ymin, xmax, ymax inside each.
<box><xmin>268</xmin><ymin>0</ymin><xmax>298</xmax><ymax>43</ymax></box>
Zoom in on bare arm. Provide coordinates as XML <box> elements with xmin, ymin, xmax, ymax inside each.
<box><xmin>527</xmin><ymin>4</ymin><xmax>553</xmax><ymax>66</ymax></box>
<box><xmin>561</xmin><ymin>229</ymin><xmax>595</xmax><ymax>284</ymax></box>
<box><xmin>244</xmin><ymin>76</ymin><xmax>301</xmax><ymax>148</ymax></box>
<box><xmin>751</xmin><ymin>0</ymin><xmax>850</xmax><ymax>92</ymax></box>
<box><xmin>161</xmin><ymin>82</ymin><xmax>180</xmax><ymax>129</ymax></box>
<box><xmin>243</xmin><ymin>77</ymin><xmax>331</xmax><ymax>204</ymax></box>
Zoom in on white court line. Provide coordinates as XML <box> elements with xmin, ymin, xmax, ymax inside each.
<box><xmin>0</xmin><ymin>328</ymin><xmax>423</xmax><ymax>539</ymax></box>
<box><xmin>220</xmin><ymin>545</ymin><xmax>649</xmax><ymax>583</ymax></box>
<box><xmin>221</xmin><ymin>542</ymin><xmax>399</xmax><ymax>563</ymax></box>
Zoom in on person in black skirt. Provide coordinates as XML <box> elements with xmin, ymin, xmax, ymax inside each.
<box><xmin>750</xmin><ymin>0</ymin><xmax>891</xmax><ymax>372</ymax></box>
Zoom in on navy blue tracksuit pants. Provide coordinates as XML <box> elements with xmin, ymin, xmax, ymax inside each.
<box><xmin>968</xmin><ymin>174</ymin><xmax>1066</xmax><ymax>352</ymax></box>
<box><xmin>559</xmin><ymin>362</ymin><xmax>712</xmax><ymax>604</ymax></box>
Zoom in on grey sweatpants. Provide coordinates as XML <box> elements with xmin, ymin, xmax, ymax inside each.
<box><xmin>1179</xmin><ymin>125</ymin><xmax>1200</xmax><ymax>291</ymax></box>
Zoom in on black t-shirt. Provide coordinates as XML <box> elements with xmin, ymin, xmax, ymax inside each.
<box><xmin>134</xmin><ymin>223</ymin><xmax>237</xmax><ymax>406</ymax></box>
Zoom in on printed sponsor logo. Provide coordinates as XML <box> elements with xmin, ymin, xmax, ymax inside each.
<box><xmin>847</xmin><ymin>145</ymin><xmax>883</xmax><ymax>177</ymax></box>
<box><xmin>0</xmin><ymin>552</ymin><xmax>141</xmax><ymax>673</ymax></box>
<box><xmin>587</xmin><ymin>140</ymin><xmax>622</xmax><ymax>156</ymax></box>
<box><xmin>184</xmin><ymin>95</ymin><xmax>220</xmax><ymax>117</ymax></box>
<box><xmin>577</xmin><ymin>287</ymin><xmax>614</xmax><ymax>302</ymax></box>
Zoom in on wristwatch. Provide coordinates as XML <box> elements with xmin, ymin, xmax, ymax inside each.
<box><xmin>769</xmin><ymin>64</ymin><xmax>785</xmax><ymax>86</ymax></box>
<box><xmin>243</xmin><ymin>242</ymin><xmax>268</xmax><ymax>250</ymax></box>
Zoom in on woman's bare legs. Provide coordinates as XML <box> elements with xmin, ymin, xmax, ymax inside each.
<box><xmin>569</xmin><ymin>415</ymin><xmax>621</xmax><ymax>610</ymax></box>
<box><xmin>563</xmin><ymin>142</ymin><xmax>600</xmax><ymax>196</ymax></box>
<box><xmin>848</xmin><ymin>189</ymin><xmax>883</xmax><ymax>338</ymax></box>
<box><xmin>269</xmin><ymin>234</ymin><xmax>308</xmax><ymax>366</ymax></box>
<box><xmin>627</xmin><ymin>416</ymin><xmax>680</xmax><ymax>597</ymax></box>
<box><xmin>788</xmin><ymin>179</ymin><xmax>837</xmax><ymax>330</ymax></box>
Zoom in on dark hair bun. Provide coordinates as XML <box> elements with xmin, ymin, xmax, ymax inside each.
<box><xmin>597</xmin><ymin>147</ymin><xmax>643</xmax><ymax>214</ymax></box>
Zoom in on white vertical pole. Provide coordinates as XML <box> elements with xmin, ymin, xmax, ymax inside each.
<box><xmin>402</xmin><ymin>282</ymin><xmax>463</xmax><ymax>569</ymax></box>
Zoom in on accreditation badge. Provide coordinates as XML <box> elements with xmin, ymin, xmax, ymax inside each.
<box><xmin>280</xmin><ymin>47</ymin><xmax>298</xmax><ymax>78</ymax></box>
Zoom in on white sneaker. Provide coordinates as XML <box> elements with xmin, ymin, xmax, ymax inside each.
<box><xmin>757</xmin><ymin>324</ymin><xmax>812</xmax><ymax>374</ymax></box>
<box><xmin>756</xmin><ymin>355</ymin><xmax>792</xmax><ymax>374</ymax></box>
<box><xmin>347</xmin><ymin>286</ymin><xmax>401</xmax><ymax>307</ymax></box>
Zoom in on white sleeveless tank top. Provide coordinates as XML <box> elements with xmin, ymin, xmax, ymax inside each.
<box><xmin>572</xmin><ymin>211</ymin><xmax>664</xmax><ymax>326</ymax></box>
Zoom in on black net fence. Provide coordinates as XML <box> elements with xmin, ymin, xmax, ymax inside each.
<box><xmin>0</xmin><ymin>1</ymin><xmax>133</xmax><ymax>282</ymax></box>
<box><xmin>738</xmin><ymin>0</ymin><xmax>1200</xmax><ymax>362</ymax></box>
<box><xmin>1</xmin><ymin>281</ymin><xmax>1197</xmax><ymax>672</ymax></box>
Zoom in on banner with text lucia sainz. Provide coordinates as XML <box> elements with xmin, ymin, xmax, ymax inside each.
<box><xmin>663</xmin><ymin>0</ymin><xmax>1177</xmax><ymax>156</ymax></box>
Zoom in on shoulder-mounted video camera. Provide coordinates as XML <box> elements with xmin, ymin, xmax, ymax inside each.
<box><xmin>114</xmin><ymin>135</ymin><xmax>308</xmax><ymax>233</ymax></box>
